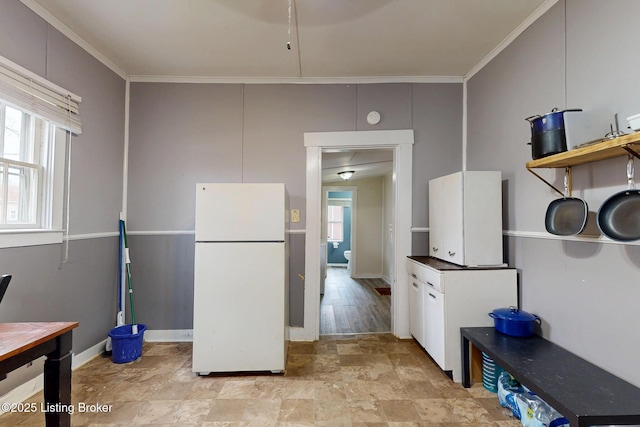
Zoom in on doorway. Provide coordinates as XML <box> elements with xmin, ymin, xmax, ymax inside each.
<box><xmin>320</xmin><ymin>159</ymin><xmax>393</xmax><ymax>334</ymax></box>
<box><xmin>319</xmin><ymin>181</ymin><xmax>393</xmax><ymax>335</ymax></box>
<box><xmin>298</xmin><ymin>129</ymin><xmax>414</xmax><ymax>341</ymax></box>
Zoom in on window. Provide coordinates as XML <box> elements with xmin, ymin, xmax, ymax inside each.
<box><xmin>0</xmin><ymin>102</ymin><xmax>67</xmax><ymax>247</ymax></box>
<box><xmin>0</xmin><ymin>55</ymin><xmax>81</xmax><ymax>248</ymax></box>
<box><xmin>327</xmin><ymin>205</ymin><xmax>344</xmax><ymax>242</ymax></box>
<box><xmin>1</xmin><ymin>104</ymin><xmax>41</xmax><ymax>227</ymax></box>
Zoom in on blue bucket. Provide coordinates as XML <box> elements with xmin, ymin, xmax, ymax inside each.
<box><xmin>108</xmin><ymin>324</ymin><xmax>146</xmax><ymax>364</ymax></box>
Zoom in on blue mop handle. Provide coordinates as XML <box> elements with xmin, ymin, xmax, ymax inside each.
<box><xmin>118</xmin><ymin>219</ymin><xmax>123</xmax><ymax>313</ymax></box>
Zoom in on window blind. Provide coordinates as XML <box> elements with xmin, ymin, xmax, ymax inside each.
<box><xmin>328</xmin><ymin>198</ymin><xmax>351</xmax><ymax>207</ymax></box>
<box><xmin>0</xmin><ymin>55</ymin><xmax>82</xmax><ymax>134</ymax></box>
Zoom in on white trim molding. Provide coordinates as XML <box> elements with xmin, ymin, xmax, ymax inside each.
<box><xmin>125</xmin><ymin>229</ymin><xmax>307</xmax><ymax>236</ymax></box>
<box><xmin>303</xmin><ymin>129</ymin><xmax>414</xmax><ymax>342</ymax></box>
<box><xmin>129</xmin><ymin>75</ymin><xmax>463</xmax><ymax>84</ymax></box>
<box><xmin>0</xmin><ymin>230</ymin><xmax>63</xmax><ymax>248</ymax></box>
<box><xmin>127</xmin><ymin>230</ymin><xmax>196</xmax><ymax>236</ymax></box>
<box><xmin>144</xmin><ymin>329</ymin><xmax>193</xmax><ymax>342</ymax></box>
<box><xmin>66</xmin><ymin>232</ymin><xmax>119</xmax><ymax>241</ymax></box>
<box><xmin>504</xmin><ymin>230</ymin><xmax>640</xmax><ymax>246</ymax></box>
<box><xmin>411</xmin><ymin>227</ymin><xmax>429</xmax><ymax>233</ymax></box>
<box><xmin>464</xmin><ymin>0</ymin><xmax>560</xmax><ymax>81</ymax></box>
<box><xmin>0</xmin><ymin>339</ymin><xmax>106</xmax><ymax>412</ymax></box>
<box><xmin>18</xmin><ymin>0</ymin><xmax>127</xmax><ymax>80</ymax></box>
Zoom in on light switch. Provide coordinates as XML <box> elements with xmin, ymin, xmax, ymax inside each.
<box><xmin>291</xmin><ymin>209</ymin><xmax>300</xmax><ymax>223</ymax></box>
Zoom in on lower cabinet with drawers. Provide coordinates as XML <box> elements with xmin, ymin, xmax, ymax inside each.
<box><xmin>407</xmin><ymin>256</ymin><xmax>517</xmax><ymax>382</ymax></box>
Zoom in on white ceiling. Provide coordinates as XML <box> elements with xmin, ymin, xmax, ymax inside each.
<box><xmin>24</xmin><ymin>0</ymin><xmax>549</xmax><ymax>81</ymax></box>
<box><xmin>21</xmin><ymin>0</ymin><xmax>550</xmax><ymax>179</ymax></box>
<box><xmin>322</xmin><ymin>149</ymin><xmax>393</xmax><ymax>183</ymax></box>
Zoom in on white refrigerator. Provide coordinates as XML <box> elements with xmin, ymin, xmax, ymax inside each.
<box><xmin>192</xmin><ymin>183</ymin><xmax>289</xmax><ymax>374</ymax></box>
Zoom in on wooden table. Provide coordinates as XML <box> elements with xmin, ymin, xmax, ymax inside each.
<box><xmin>461</xmin><ymin>327</ymin><xmax>640</xmax><ymax>427</ymax></box>
<box><xmin>0</xmin><ymin>322</ymin><xmax>79</xmax><ymax>427</ymax></box>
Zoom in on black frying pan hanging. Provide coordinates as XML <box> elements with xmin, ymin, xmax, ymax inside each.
<box><xmin>597</xmin><ymin>156</ymin><xmax>640</xmax><ymax>241</ymax></box>
<box><xmin>545</xmin><ymin>169</ymin><xmax>588</xmax><ymax>236</ymax></box>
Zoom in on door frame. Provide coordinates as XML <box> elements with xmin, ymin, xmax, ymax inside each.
<box><xmin>295</xmin><ymin>129</ymin><xmax>414</xmax><ymax>341</ymax></box>
<box><xmin>323</xmin><ymin>186</ymin><xmax>356</xmax><ymax>271</ymax></box>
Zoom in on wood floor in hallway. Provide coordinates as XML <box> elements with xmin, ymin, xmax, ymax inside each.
<box><xmin>320</xmin><ymin>266</ymin><xmax>391</xmax><ymax>334</ymax></box>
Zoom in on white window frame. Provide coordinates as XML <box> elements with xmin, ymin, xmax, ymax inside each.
<box><xmin>0</xmin><ymin>55</ymin><xmax>79</xmax><ymax>249</ymax></box>
<box><xmin>326</xmin><ymin>204</ymin><xmax>344</xmax><ymax>243</ymax></box>
<box><xmin>0</xmin><ymin>109</ymin><xmax>66</xmax><ymax>248</ymax></box>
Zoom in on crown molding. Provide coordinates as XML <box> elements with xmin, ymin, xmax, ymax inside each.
<box><xmin>128</xmin><ymin>75</ymin><xmax>463</xmax><ymax>84</ymax></box>
<box><xmin>464</xmin><ymin>0</ymin><xmax>560</xmax><ymax>82</ymax></box>
<box><xmin>19</xmin><ymin>0</ymin><xmax>128</xmax><ymax>80</ymax></box>
<box><xmin>19</xmin><ymin>0</ymin><xmax>557</xmax><ymax>86</ymax></box>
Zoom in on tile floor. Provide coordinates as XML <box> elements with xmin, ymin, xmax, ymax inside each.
<box><xmin>0</xmin><ymin>334</ymin><xmax>521</xmax><ymax>426</ymax></box>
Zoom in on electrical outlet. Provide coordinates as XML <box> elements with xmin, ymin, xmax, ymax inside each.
<box><xmin>291</xmin><ymin>209</ymin><xmax>300</xmax><ymax>223</ymax></box>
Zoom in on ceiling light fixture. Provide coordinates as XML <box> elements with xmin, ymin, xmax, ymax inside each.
<box><xmin>338</xmin><ymin>171</ymin><xmax>355</xmax><ymax>180</ymax></box>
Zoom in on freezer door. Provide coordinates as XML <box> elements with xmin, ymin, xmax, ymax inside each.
<box><xmin>192</xmin><ymin>242</ymin><xmax>287</xmax><ymax>373</ymax></box>
<box><xmin>195</xmin><ymin>183</ymin><xmax>286</xmax><ymax>241</ymax></box>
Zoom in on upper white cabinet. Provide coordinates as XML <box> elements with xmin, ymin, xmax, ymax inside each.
<box><xmin>429</xmin><ymin>171</ymin><xmax>503</xmax><ymax>267</ymax></box>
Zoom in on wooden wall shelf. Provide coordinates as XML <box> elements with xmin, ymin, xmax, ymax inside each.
<box><xmin>525</xmin><ymin>131</ymin><xmax>640</xmax><ymax>196</ymax></box>
<box><xmin>526</xmin><ymin>132</ymin><xmax>640</xmax><ymax>169</ymax></box>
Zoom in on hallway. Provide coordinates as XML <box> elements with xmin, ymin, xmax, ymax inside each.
<box><xmin>320</xmin><ymin>266</ymin><xmax>391</xmax><ymax>334</ymax></box>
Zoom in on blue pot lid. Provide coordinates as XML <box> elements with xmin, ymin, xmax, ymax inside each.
<box><xmin>492</xmin><ymin>306</ymin><xmax>538</xmax><ymax>322</ymax></box>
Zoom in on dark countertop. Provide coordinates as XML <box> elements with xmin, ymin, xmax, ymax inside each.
<box><xmin>408</xmin><ymin>255</ymin><xmax>514</xmax><ymax>271</ymax></box>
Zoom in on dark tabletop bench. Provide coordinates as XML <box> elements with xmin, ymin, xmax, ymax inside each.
<box><xmin>460</xmin><ymin>327</ymin><xmax>640</xmax><ymax>427</ymax></box>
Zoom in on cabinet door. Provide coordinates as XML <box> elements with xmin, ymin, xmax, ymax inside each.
<box><xmin>462</xmin><ymin>171</ymin><xmax>503</xmax><ymax>266</ymax></box>
<box><xmin>409</xmin><ymin>277</ymin><xmax>425</xmax><ymax>348</ymax></box>
<box><xmin>424</xmin><ymin>289</ymin><xmax>446</xmax><ymax>369</ymax></box>
<box><xmin>442</xmin><ymin>172</ymin><xmax>464</xmax><ymax>265</ymax></box>
<box><xmin>428</xmin><ymin>178</ymin><xmax>444</xmax><ymax>258</ymax></box>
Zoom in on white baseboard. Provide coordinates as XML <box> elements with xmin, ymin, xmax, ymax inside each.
<box><xmin>72</xmin><ymin>338</ymin><xmax>107</xmax><ymax>369</ymax></box>
<box><xmin>147</xmin><ymin>327</ymin><xmax>315</xmax><ymax>343</ymax></box>
<box><xmin>144</xmin><ymin>329</ymin><xmax>193</xmax><ymax>342</ymax></box>
<box><xmin>351</xmin><ymin>273</ymin><xmax>383</xmax><ymax>279</ymax></box>
<box><xmin>0</xmin><ymin>339</ymin><xmax>107</xmax><ymax>412</ymax></box>
<box><xmin>144</xmin><ymin>327</ymin><xmax>319</xmax><ymax>344</ymax></box>
<box><xmin>140</xmin><ymin>328</ymin><xmax>315</xmax><ymax>343</ymax></box>
<box><xmin>288</xmin><ymin>326</ymin><xmax>315</xmax><ymax>342</ymax></box>
<box><xmin>0</xmin><ymin>375</ymin><xmax>44</xmax><ymax>412</ymax></box>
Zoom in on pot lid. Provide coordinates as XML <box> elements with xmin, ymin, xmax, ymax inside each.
<box><xmin>491</xmin><ymin>306</ymin><xmax>539</xmax><ymax>322</ymax></box>
<box><xmin>525</xmin><ymin>108</ymin><xmax>583</xmax><ymax>122</ymax></box>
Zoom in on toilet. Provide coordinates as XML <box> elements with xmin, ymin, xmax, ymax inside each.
<box><xmin>343</xmin><ymin>250</ymin><xmax>351</xmax><ymax>272</ymax></box>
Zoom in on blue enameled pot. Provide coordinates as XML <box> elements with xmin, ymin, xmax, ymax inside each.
<box><xmin>489</xmin><ymin>307</ymin><xmax>541</xmax><ymax>338</ymax></box>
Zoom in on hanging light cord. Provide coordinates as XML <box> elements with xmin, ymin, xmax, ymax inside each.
<box><xmin>286</xmin><ymin>0</ymin><xmax>302</xmax><ymax>76</ymax></box>
<box><xmin>287</xmin><ymin>0</ymin><xmax>292</xmax><ymax>50</ymax></box>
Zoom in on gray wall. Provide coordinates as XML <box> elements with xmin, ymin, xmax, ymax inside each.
<box><xmin>127</xmin><ymin>82</ymin><xmax>463</xmax><ymax>327</ymax></box>
<box><xmin>467</xmin><ymin>0</ymin><xmax>640</xmax><ymax>387</ymax></box>
<box><xmin>0</xmin><ymin>0</ymin><xmax>125</xmax><ymax>393</ymax></box>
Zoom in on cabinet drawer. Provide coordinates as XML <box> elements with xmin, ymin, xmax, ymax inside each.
<box><xmin>406</xmin><ymin>259</ymin><xmax>423</xmax><ymax>281</ymax></box>
<box><xmin>421</xmin><ymin>266</ymin><xmax>444</xmax><ymax>293</ymax></box>
<box><xmin>407</xmin><ymin>260</ymin><xmax>445</xmax><ymax>293</ymax></box>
